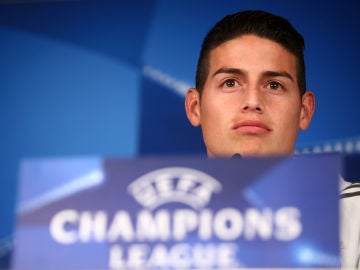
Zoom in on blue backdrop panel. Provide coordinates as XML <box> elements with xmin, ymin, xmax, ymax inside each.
<box><xmin>139</xmin><ymin>75</ymin><xmax>205</xmax><ymax>154</ymax></box>
<box><xmin>0</xmin><ymin>0</ymin><xmax>156</xmax><ymax>266</ymax></box>
<box><xmin>141</xmin><ymin>0</ymin><xmax>360</xmax><ymax>152</ymax></box>
<box><xmin>13</xmin><ymin>155</ymin><xmax>340</xmax><ymax>269</ymax></box>
<box><xmin>0</xmin><ymin>0</ymin><xmax>155</xmax><ymax>67</ymax></box>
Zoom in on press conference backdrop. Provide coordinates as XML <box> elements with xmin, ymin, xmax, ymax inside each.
<box><xmin>14</xmin><ymin>155</ymin><xmax>341</xmax><ymax>269</ymax></box>
<box><xmin>0</xmin><ymin>0</ymin><xmax>359</xmax><ymax>267</ymax></box>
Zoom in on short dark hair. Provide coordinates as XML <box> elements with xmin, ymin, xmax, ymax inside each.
<box><xmin>195</xmin><ymin>10</ymin><xmax>306</xmax><ymax>96</ymax></box>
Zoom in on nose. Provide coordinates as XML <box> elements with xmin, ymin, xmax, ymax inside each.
<box><xmin>241</xmin><ymin>86</ymin><xmax>264</xmax><ymax>113</ymax></box>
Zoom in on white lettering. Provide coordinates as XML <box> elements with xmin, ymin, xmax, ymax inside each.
<box><xmin>49</xmin><ymin>209</ymin><xmax>78</xmax><ymax>244</ymax></box>
<box><xmin>244</xmin><ymin>208</ymin><xmax>272</xmax><ymax>240</ymax></box>
<box><xmin>198</xmin><ymin>209</ymin><xmax>213</xmax><ymax>240</ymax></box>
<box><xmin>108</xmin><ymin>243</ymin><xmax>239</xmax><ymax>269</ymax></box>
<box><xmin>136</xmin><ymin>210</ymin><xmax>170</xmax><ymax>241</ymax></box>
<box><xmin>192</xmin><ymin>243</ymin><xmax>216</xmax><ymax>267</ymax></box>
<box><xmin>127</xmin><ymin>167</ymin><xmax>222</xmax><ymax>209</ymax></box>
<box><xmin>127</xmin><ymin>244</ymin><xmax>148</xmax><ymax>268</ymax></box>
<box><xmin>109</xmin><ymin>245</ymin><xmax>125</xmax><ymax>269</ymax></box>
<box><xmin>107</xmin><ymin>211</ymin><xmax>134</xmax><ymax>242</ymax></box>
<box><xmin>176</xmin><ymin>174</ymin><xmax>197</xmax><ymax>192</ymax></box>
<box><xmin>146</xmin><ymin>244</ymin><xmax>168</xmax><ymax>267</ymax></box>
<box><xmin>173</xmin><ymin>209</ymin><xmax>198</xmax><ymax>240</ymax></box>
<box><xmin>214</xmin><ymin>208</ymin><xmax>243</xmax><ymax>240</ymax></box>
<box><xmin>169</xmin><ymin>243</ymin><xmax>192</xmax><ymax>268</ymax></box>
<box><xmin>155</xmin><ymin>173</ymin><xmax>173</xmax><ymax>196</ymax></box>
<box><xmin>192</xmin><ymin>183</ymin><xmax>212</xmax><ymax>204</ymax></box>
<box><xmin>130</xmin><ymin>182</ymin><xmax>157</xmax><ymax>208</ymax></box>
<box><xmin>217</xmin><ymin>243</ymin><xmax>239</xmax><ymax>267</ymax></box>
<box><xmin>79</xmin><ymin>211</ymin><xmax>107</xmax><ymax>242</ymax></box>
<box><xmin>50</xmin><ymin>207</ymin><xmax>302</xmax><ymax>244</ymax></box>
<box><xmin>274</xmin><ymin>207</ymin><xmax>302</xmax><ymax>241</ymax></box>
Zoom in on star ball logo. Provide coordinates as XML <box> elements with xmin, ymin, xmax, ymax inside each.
<box><xmin>49</xmin><ymin>166</ymin><xmax>302</xmax><ymax>269</ymax></box>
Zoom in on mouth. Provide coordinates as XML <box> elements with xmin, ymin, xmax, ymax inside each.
<box><xmin>233</xmin><ymin>120</ymin><xmax>271</xmax><ymax>135</ymax></box>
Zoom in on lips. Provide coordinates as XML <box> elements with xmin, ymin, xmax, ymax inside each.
<box><xmin>233</xmin><ymin>120</ymin><xmax>271</xmax><ymax>135</ymax></box>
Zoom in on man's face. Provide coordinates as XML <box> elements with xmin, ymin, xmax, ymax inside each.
<box><xmin>186</xmin><ymin>34</ymin><xmax>315</xmax><ymax>157</ymax></box>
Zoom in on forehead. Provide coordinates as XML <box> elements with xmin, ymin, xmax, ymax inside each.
<box><xmin>208</xmin><ymin>34</ymin><xmax>298</xmax><ymax>77</ymax></box>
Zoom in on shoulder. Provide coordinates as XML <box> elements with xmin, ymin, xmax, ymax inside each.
<box><xmin>340</xmin><ymin>179</ymin><xmax>360</xmax><ymax>269</ymax></box>
<box><xmin>340</xmin><ymin>179</ymin><xmax>360</xmax><ymax>215</ymax></box>
<box><xmin>340</xmin><ymin>180</ymin><xmax>360</xmax><ymax>200</ymax></box>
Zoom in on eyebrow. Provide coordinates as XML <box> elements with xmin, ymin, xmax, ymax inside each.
<box><xmin>212</xmin><ymin>67</ymin><xmax>294</xmax><ymax>82</ymax></box>
<box><xmin>212</xmin><ymin>67</ymin><xmax>245</xmax><ymax>78</ymax></box>
<box><xmin>262</xmin><ymin>70</ymin><xmax>294</xmax><ymax>82</ymax></box>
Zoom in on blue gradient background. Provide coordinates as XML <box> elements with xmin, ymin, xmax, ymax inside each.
<box><xmin>0</xmin><ymin>0</ymin><xmax>359</xmax><ymax>266</ymax></box>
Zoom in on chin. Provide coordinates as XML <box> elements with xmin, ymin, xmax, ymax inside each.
<box><xmin>236</xmin><ymin>147</ymin><xmax>289</xmax><ymax>157</ymax></box>
<box><xmin>207</xmin><ymin>144</ymin><xmax>294</xmax><ymax>158</ymax></box>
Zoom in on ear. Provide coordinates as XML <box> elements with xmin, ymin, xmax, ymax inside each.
<box><xmin>185</xmin><ymin>88</ymin><xmax>201</xmax><ymax>127</ymax></box>
<box><xmin>299</xmin><ymin>91</ymin><xmax>316</xmax><ymax>130</ymax></box>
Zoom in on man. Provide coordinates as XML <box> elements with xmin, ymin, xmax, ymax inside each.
<box><xmin>185</xmin><ymin>10</ymin><xmax>314</xmax><ymax>157</ymax></box>
<box><xmin>185</xmin><ymin>10</ymin><xmax>359</xmax><ymax>268</ymax></box>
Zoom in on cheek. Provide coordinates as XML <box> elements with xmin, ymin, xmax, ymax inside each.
<box><xmin>200</xmin><ymin>97</ymin><xmax>228</xmax><ymax>130</ymax></box>
<box><xmin>200</xmin><ymin>103</ymin><xmax>219</xmax><ymax>128</ymax></box>
<box><xmin>277</xmin><ymin>105</ymin><xmax>302</xmax><ymax>132</ymax></box>
<box><xmin>267</xmin><ymin>98</ymin><xmax>301</xmax><ymax>131</ymax></box>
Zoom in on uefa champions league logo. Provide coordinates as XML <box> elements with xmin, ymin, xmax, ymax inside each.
<box><xmin>49</xmin><ymin>166</ymin><xmax>303</xmax><ymax>269</ymax></box>
<box><xmin>127</xmin><ymin>167</ymin><xmax>222</xmax><ymax>210</ymax></box>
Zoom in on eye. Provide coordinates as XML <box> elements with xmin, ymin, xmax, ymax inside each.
<box><xmin>266</xmin><ymin>81</ymin><xmax>283</xmax><ymax>90</ymax></box>
<box><xmin>222</xmin><ymin>79</ymin><xmax>238</xmax><ymax>88</ymax></box>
